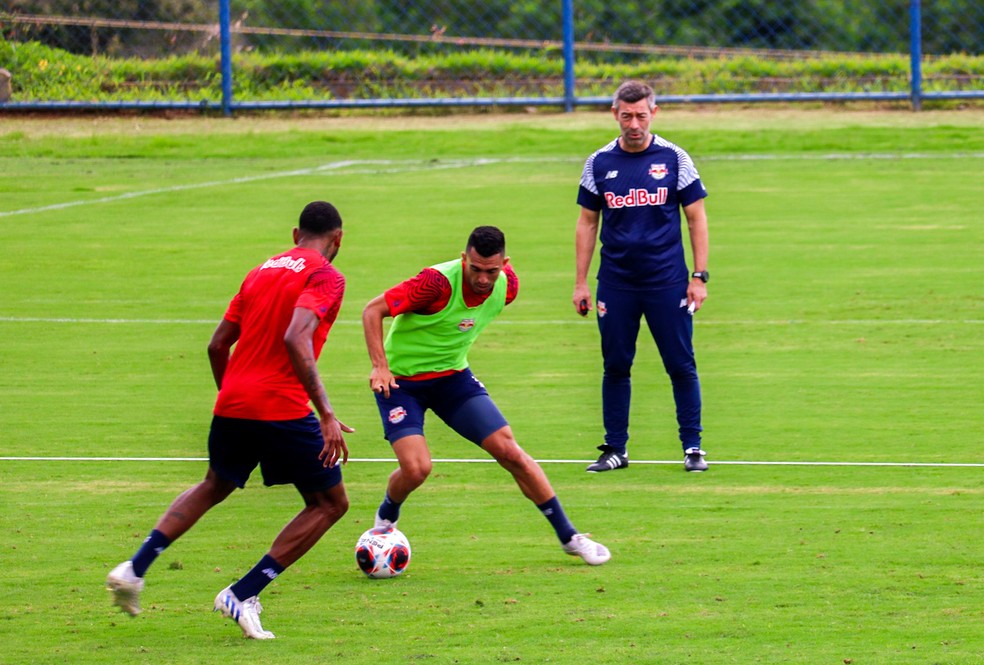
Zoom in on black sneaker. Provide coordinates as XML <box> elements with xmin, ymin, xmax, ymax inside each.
<box><xmin>684</xmin><ymin>447</ymin><xmax>708</xmax><ymax>472</ymax></box>
<box><xmin>586</xmin><ymin>446</ymin><xmax>628</xmax><ymax>473</ymax></box>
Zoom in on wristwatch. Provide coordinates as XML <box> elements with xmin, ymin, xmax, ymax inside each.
<box><xmin>691</xmin><ymin>270</ymin><xmax>709</xmax><ymax>283</ymax></box>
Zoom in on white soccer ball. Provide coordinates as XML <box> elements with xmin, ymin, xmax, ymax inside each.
<box><xmin>355</xmin><ymin>527</ymin><xmax>411</xmax><ymax>579</ymax></box>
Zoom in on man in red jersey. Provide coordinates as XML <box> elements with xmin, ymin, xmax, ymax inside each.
<box><xmin>363</xmin><ymin>226</ymin><xmax>610</xmax><ymax>566</ymax></box>
<box><xmin>107</xmin><ymin>201</ymin><xmax>352</xmax><ymax>639</ymax></box>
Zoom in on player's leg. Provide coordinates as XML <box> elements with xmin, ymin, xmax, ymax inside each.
<box><xmin>266</xmin><ymin>482</ymin><xmax>349</xmax><ymax>568</ymax></box>
<box><xmin>480</xmin><ymin>424</ymin><xmax>555</xmax><ymax>503</ymax></box>
<box><xmin>386</xmin><ymin>435</ymin><xmax>434</xmax><ymax>503</ymax></box>
<box><xmin>214</xmin><ymin>416</ymin><xmax>347</xmax><ymax>639</ymax></box>
<box><xmin>589</xmin><ymin>283</ymin><xmax>642</xmax><ymax>471</ymax></box>
<box><xmin>438</xmin><ymin>377</ymin><xmax>610</xmax><ymax>565</ymax></box>
<box><xmin>108</xmin><ymin>416</ymin><xmax>250</xmax><ymax>616</ymax></box>
<box><xmin>152</xmin><ymin>466</ymin><xmax>238</xmax><ymax>542</ymax></box>
<box><xmin>479</xmin><ymin>423</ymin><xmax>610</xmax><ymax>565</ymax></box>
<box><xmin>642</xmin><ymin>287</ymin><xmax>705</xmax><ymax>470</ymax></box>
<box><xmin>371</xmin><ymin>378</ymin><xmax>432</xmax><ymax>528</ymax></box>
<box><xmin>371</xmin><ymin>435</ymin><xmax>433</xmax><ymax>529</ymax></box>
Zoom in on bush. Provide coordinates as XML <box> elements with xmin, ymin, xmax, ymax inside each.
<box><xmin>2</xmin><ymin>37</ymin><xmax>982</xmax><ymax>103</ymax></box>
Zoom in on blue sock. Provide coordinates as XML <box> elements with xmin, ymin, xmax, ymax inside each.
<box><xmin>378</xmin><ymin>493</ymin><xmax>402</xmax><ymax>523</ymax></box>
<box><xmin>230</xmin><ymin>554</ymin><xmax>284</xmax><ymax>600</ymax></box>
<box><xmin>537</xmin><ymin>496</ymin><xmax>578</xmax><ymax>544</ymax></box>
<box><xmin>131</xmin><ymin>529</ymin><xmax>171</xmax><ymax>578</ymax></box>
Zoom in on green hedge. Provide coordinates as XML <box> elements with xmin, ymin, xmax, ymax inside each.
<box><xmin>2</xmin><ymin>38</ymin><xmax>982</xmax><ymax>103</ymax></box>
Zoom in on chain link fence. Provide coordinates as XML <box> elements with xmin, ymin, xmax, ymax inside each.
<box><xmin>2</xmin><ymin>1</ymin><xmax>982</xmax><ymax>111</ymax></box>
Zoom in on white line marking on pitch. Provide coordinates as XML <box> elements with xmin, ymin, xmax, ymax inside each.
<box><xmin>3</xmin><ymin>153</ymin><xmax>982</xmax><ymax>218</ymax></box>
<box><xmin>1</xmin><ymin>316</ymin><xmax>981</xmax><ymax>326</ymax></box>
<box><xmin>0</xmin><ymin>456</ymin><xmax>981</xmax><ymax>468</ymax></box>
<box><xmin>0</xmin><ymin>157</ymin><xmax>570</xmax><ymax>218</ymax></box>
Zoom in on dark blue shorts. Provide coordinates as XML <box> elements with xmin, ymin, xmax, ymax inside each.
<box><xmin>373</xmin><ymin>368</ymin><xmax>508</xmax><ymax>445</ymax></box>
<box><xmin>208</xmin><ymin>414</ymin><xmax>343</xmax><ymax>493</ymax></box>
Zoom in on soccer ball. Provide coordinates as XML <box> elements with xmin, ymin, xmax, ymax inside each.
<box><xmin>355</xmin><ymin>527</ymin><xmax>411</xmax><ymax>579</ymax></box>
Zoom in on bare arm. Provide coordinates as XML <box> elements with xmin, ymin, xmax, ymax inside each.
<box><xmin>573</xmin><ymin>206</ymin><xmax>601</xmax><ymax>315</ymax></box>
<box><xmin>683</xmin><ymin>198</ymin><xmax>709</xmax><ymax>311</ymax></box>
<box><xmin>362</xmin><ymin>294</ymin><xmax>399</xmax><ymax>398</ymax></box>
<box><xmin>207</xmin><ymin>318</ymin><xmax>240</xmax><ymax>390</ymax></box>
<box><xmin>284</xmin><ymin>307</ymin><xmax>351</xmax><ymax>468</ymax></box>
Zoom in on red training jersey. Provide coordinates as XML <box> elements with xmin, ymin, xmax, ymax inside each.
<box><xmin>213</xmin><ymin>247</ymin><xmax>345</xmax><ymax>420</ymax></box>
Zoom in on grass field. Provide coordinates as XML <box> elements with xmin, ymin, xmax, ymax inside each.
<box><xmin>1</xmin><ymin>108</ymin><xmax>982</xmax><ymax>664</ymax></box>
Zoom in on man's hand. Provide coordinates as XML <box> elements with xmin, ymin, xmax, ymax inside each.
<box><xmin>573</xmin><ymin>285</ymin><xmax>592</xmax><ymax>317</ymax></box>
<box><xmin>686</xmin><ymin>280</ymin><xmax>708</xmax><ymax>313</ymax></box>
<box><xmin>318</xmin><ymin>414</ymin><xmax>353</xmax><ymax>468</ymax></box>
<box><xmin>369</xmin><ymin>367</ymin><xmax>400</xmax><ymax>398</ymax></box>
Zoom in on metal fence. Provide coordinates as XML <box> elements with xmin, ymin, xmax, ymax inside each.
<box><xmin>1</xmin><ymin>0</ymin><xmax>982</xmax><ymax>113</ymax></box>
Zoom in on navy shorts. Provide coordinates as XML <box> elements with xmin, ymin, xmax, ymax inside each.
<box><xmin>208</xmin><ymin>414</ymin><xmax>343</xmax><ymax>493</ymax></box>
<box><xmin>374</xmin><ymin>368</ymin><xmax>508</xmax><ymax>445</ymax></box>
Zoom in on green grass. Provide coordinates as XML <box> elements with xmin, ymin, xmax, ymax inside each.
<box><xmin>0</xmin><ymin>110</ymin><xmax>982</xmax><ymax>663</ymax></box>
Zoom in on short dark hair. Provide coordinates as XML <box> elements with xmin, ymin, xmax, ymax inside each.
<box><xmin>466</xmin><ymin>226</ymin><xmax>506</xmax><ymax>258</ymax></box>
<box><xmin>612</xmin><ymin>80</ymin><xmax>656</xmax><ymax>109</ymax></box>
<box><xmin>298</xmin><ymin>201</ymin><xmax>342</xmax><ymax>235</ymax></box>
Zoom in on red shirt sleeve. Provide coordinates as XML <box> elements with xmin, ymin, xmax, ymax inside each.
<box><xmin>504</xmin><ymin>263</ymin><xmax>518</xmax><ymax>305</ymax></box>
<box><xmin>296</xmin><ymin>265</ymin><xmax>345</xmax><ymax>322</ymax></box>
<box><xmin>223</xmin><ymin>270</ymin><xmax>258</xmax><ymax>324</ymax></box>
<box><xmin>384</xmin><ymin>268</ymin><xmax>452</xmax><ymax>316</ymax></box>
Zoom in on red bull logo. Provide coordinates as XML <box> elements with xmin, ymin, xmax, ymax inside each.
<box><xmin>649</xmin><ymin>163</ymin><xmax>668</xmax><ymax>180</ymax></box>
<box><xmin>604</xmin><ymin>187</ymin><xmax>668</xmax><ymax>209</ymax></box>
<box><xmin>458</xmin><ymin>318</ymin><xmax>476</xmax><ymax>332</ymax></box>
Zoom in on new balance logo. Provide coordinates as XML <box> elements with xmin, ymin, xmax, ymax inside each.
<box><xmin>605</xmin><ymin>170</ymin><xmax>618</xmax><ymax>179</ymax></box>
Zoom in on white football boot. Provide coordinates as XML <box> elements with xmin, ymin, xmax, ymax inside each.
<box><xmin>373</xmin><ymin>511</ymin><xmax>398</xmax><ymax>530</ymax></box>
<box><xmin>106</xmin><ymin>560</ymin><xmax>145</xmax><ymax>616</ymax></box>
<box><xmin>562</xmin><ymin>533</ymin><xmax>611</xmax><ymax>566</ymax></box>
<box><xmin>214</xmin><ymin>586</ymin><xmax>275</xmax><ymax>639</ymax></box>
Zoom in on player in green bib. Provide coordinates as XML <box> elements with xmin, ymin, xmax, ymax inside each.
<box><xmin>363</xmin><ymin>226</ymin><xmax>610</xmax><ymax>566</ymax></box>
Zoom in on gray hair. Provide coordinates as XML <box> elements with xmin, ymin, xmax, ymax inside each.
<box><xmin>612</xmin><ymin>80</ymin><xmax>656</xmax><ymax>109</ymax></box>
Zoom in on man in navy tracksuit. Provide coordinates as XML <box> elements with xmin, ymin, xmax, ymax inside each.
<box><xmin>573</xmin><ymin>80</ymin><xmax>710</xmax><ymax>473</ymax></box>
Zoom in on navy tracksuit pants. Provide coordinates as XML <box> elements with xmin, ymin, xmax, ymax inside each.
<box><xmin>595</xmin><ymin>281</ymin><xmax>703</xmax><ymax>453</ymax></box>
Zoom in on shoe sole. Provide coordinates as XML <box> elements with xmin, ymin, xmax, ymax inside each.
<box><xmin>586</xmin><ymin>463</ymin><xmax>628</xmax><ymax>473</ymax></box>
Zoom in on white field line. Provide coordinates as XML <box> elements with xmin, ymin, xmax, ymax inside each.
<box><xmin>0</xmin><ymin>157</ymin><xmax>567</xmax><ymax>218</ymax></box>
<box><xmin>0</xmin><ymin>456</ymin><xmax>981</xmax><ymax>468</ymax></box>
<box><xmin>0</xmin><ymin>316</ymin><xmax>981</xmax><ymax>326</ymax></box>
<box><xmin>3</xmin><ymin>153</ymin><xmax>983</xmax><ymax>219</ymax></box>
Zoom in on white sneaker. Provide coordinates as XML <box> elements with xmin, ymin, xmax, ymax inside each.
<box><xmin>562</xmin><ymin>533</ymin><xmax>611</xmax><ymax>566</ymax></box>
<box><xmin>106</xmin><ymin>561</ymin><xmax>145</xmax><ymax>616</ymax></box>
<box><xmin>213</xmin><ymin>586</ymin><xmax>275</xmax><ymax>639</ymax></box>
<box><xmin>374</xmin><ymin>512</ymin><xmax>398</xmax><ymax>530</ymax></box>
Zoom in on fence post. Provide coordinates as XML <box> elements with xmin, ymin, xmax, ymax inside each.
<box><xmin>562</xmin><ymin>0</ymin><xmax>575</xmax><ymax>112</ymax></box>
<box><xmin>909</xmin><ymin>0</ymin><xmax>922</xmax><ymax>111</ymax></box>
<box><xmin>219</xmin><ymin>0</ymin><xmax>233</xmax><ymax>117</ymax></box>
